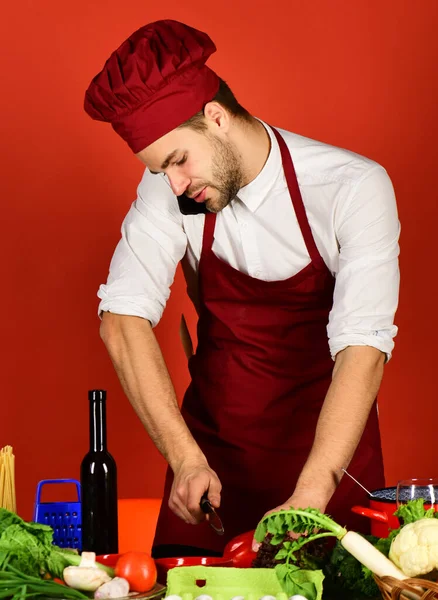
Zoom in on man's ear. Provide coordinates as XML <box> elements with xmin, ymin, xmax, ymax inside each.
<box><xmin>203</xmin><ymin>101</ymin><xmax>230</xmax><ymax>133</ymax></box>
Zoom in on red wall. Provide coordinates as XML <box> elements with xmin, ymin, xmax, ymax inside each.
<box><xmin>1</xmin><ymin>1</ymin><xmax>437</xmax><ymax>520</ymax></box>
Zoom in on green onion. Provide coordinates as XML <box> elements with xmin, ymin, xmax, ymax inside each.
<box><xmin>0</xmin><ymin>563</ymin><xmax>88</xmax><ymax>600</ymax></box>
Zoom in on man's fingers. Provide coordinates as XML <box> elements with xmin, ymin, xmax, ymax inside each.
<box><xmin>169</xmin><ymin>484</ymin><xmax>198</xmax><ymax>524</ymax></box>
<box><xmin>170</xmin><ymin>464</ymin><xmax>222</xmax><ymax>524</ymax></box>
<box><xmin>207</xmin><ymin>476</ymin><xmax>222</xmax><ymax>508</ymax></box>
<box><xmin>208</xmin><ymin>492</ymin><xmax>221</xmax><ymax>509</ymax></box>
<box><xmin>169</xmin><ymin>495</ymin><xmax>198</xmax><ymax>524</ymax></box>
<box><xmin>287</xmin><ymin>530</ymin><xmax>302</xmax><ymax>540</ymax></box>
<box><xmin>186</xmin><ymin>481</ymin><xmax>209</xmax><ymax>521</ymax></box>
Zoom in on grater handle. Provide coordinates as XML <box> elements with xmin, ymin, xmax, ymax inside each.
<box><xmin>34</xmin><ymin>479</ymin><xmax>81</xmax><ymax>517</ymax></box>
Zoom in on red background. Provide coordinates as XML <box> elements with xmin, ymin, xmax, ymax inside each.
<box><xmin>1</xmin><ymin>1</ymin><xmax>437</xmax><ymax>520</ymax></box>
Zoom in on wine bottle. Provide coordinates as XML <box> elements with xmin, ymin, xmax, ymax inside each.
<box><xmin>80</xmin><ymin>389</ymin><xmax>118</xmax><ymax>554</ymax></box>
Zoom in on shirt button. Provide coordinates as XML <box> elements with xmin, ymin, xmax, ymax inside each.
<box><xmin>254</xmin><ymin>270</ymin><xmax>261</xmax><ymax>277</ymax></box>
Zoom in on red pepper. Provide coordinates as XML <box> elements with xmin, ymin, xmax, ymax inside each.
<box><xmin>223</xmin><ymin>530</ymin><xmax>257</xmax><ymax>568</ymax></box>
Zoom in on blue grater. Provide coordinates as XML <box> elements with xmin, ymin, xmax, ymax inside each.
<box><xmin>33</xmin><ymin>479</ymin><xmax>82</xmax><ymax>550</ymax></box>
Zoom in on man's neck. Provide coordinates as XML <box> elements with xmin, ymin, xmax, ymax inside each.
<box><xmin>234</xmin><ymin>118</ymin><xmax>272</xmax><ymax>187</ymax></box>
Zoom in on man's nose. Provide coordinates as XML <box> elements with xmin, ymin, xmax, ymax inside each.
<box><xmin>168</xmin><ymin>174</ymin><xmax>190</xmax><ymax>197</ymax></box>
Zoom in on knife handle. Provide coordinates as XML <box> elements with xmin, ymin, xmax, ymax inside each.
<box><xmin>200</xmin><ymin>491</ymin><xmax>214</xmax><ymax>514</ymax></box>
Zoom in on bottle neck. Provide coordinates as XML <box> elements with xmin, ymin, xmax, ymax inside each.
<box><xmin>89</xmin><ymin>397</ymin><xmax>107</xmax><ymax>452</ymax></box>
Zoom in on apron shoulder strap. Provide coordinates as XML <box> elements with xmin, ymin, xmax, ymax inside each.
<box><xmin>201</xmin><ymin>212</ymin><xmax>216</xmax><ymax>256</ymax></box>
<box><xmin>201</xmin><ymin>128</ymin><xmax>326</xmax><ymax>270</ymax></box>
<box><xmin>272</xmin><ymin>127</ymin><xmax>325</xmax><ymax>268</ymax></box>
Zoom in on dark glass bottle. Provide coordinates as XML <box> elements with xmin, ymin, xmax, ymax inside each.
<box><xmin>80</xmin><ymin>390</ymin><xmax>118</xmax><ymax>554</ymax></box>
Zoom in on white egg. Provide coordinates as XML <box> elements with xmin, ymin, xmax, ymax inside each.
<box><xmin>194</xmin><ymin>595</ymin><xmax>213</xmax><ymax>600</ymax></box>
<box><xmin>289</xmin><ymin>596</ymin><xmax>309</xmax><ymax>600</ymax></box>
<box><xmin>231</xmin><ymin>597</ymin><xmax>245</xmax><ymax>600</ymax></box>
<box><xmin>259</xmin><ymin>596</ymin><xmax>278</xmax><ymax>600</ymax></box>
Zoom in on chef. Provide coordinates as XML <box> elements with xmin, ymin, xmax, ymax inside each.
<box><xmin>84</xmin><ymin>19</ymin><xmax>400</xmax><ymax>558</ymax></box>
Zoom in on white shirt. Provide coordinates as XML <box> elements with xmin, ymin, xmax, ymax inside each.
<box><xmin>98</xmin><ymin>121</ymin><xmax>400</xmax><ymax>360</ymax></box>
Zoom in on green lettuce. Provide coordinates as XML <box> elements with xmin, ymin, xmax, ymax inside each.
<box><xmin>0</xmin><ymin>508</ymin><xmax>113</xmax><ymax>579</ymax></box>
<box><xmin>275</xmin><ymin>563</ymin><xmax>324</xmax><ymax>600</ymax></box>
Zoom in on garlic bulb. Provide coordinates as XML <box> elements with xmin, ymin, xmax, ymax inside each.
<box><xmin>94</xmin><ymin>577</ymin><xmax>130</xmax><ymax>599</ymax></box>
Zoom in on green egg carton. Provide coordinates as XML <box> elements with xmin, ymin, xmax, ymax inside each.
<box><xmin>166</xmin><ymin>566</ymin><xmax>323</xmax><ymax>600</ymax></box>
<box><xmin>166</xmin><ymin>566</ymin><xmax>284</xmax><ymax>599</ymax></box>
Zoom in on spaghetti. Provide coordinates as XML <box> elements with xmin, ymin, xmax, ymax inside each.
<box><xmin>0</xmin><ymin>445</ymin><xmax>16</xmax><ymax>512</ymax></box>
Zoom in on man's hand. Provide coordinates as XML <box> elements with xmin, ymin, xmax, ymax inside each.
<box><xmin>251</xmin><ymin>492</ymin><xmax>327</xmax><ymax>552</ymax></box>
<box><xmin>169</xmin><ymin>458</ymin><xmax>222</xmax><ymax>525</ymax></box>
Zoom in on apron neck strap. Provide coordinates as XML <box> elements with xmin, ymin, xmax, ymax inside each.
<box><xmin>201</xmin><ymin>127</ymin><xmax>325</xmax><ymax>269</ymax></box>
<box><xmin>202</xmin><ymin>212</ymin><xmax>216</xmax><ymax>255</ymax></box>
<box><xmin>271</xmin><ymin>127</ymin><xmax>324</xmax><ymax>268</ymax></box>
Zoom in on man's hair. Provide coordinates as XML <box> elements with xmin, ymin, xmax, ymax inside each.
<box><xmin>179</xmin><ymin>79</ymin><xmax>252</xmax><ymax>132</ymax></box>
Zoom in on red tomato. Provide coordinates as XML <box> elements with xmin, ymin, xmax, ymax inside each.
<box><xmin>115</xmin><ymin>551</ymin><xmax>157</xmax><ymax>592</ymax></box>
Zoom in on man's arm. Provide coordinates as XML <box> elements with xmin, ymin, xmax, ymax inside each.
<box><xmin>252</xmin><ymin>165</ymin><xmax>399</xmax><ymax>547</ymax></box>
<box><xmin>96</xmin><ymin>171</ymin><xmax>221</xmax><ymax>523</ymax></box>
<box><xmin>100</xmin><ymin>312</ymin><xmax>222</xmax><ymax>523</ymax></box>
<box><xmin>292</xmin><ymin>164</ymin><xmax>399</xmax><ymax>509</ymax></box>
<box><xmin>252</xmin><ymin>345</ymin><xmax>385</xmax><ymax>549</ymax></box>
<box><xmin>287</xmin><ymin>344</ymin><xmax>385</xmax><ymax>511</ymax></box>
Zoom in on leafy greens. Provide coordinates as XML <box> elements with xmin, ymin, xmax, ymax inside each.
<box><xmin>254</xmin><ymin>498</ymin><xmax>438</xmax><ymax>599</ymax></box>
<box><xmin>0</xmin><ymin>508</ymin><xmax>112</xmax><ymax>580</ymax></box>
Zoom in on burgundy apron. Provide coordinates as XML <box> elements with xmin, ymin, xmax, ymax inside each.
<box><xmin>153</xmin><ymin>128</ymin><xmax>385</xmax><ymax>553</ymax></box>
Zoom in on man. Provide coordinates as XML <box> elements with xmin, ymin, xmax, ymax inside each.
<box><xmin>84</xmin><ymin>19</ymin><xmax>400</xmax><ymax>558</ymax></box>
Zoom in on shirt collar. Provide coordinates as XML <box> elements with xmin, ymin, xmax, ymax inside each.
<box><xmin>235</xmin><ymin>120</ymin><xmax>282</xmax><ymax>212</ymax></box>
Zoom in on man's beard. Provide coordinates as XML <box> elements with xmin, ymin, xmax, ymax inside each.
<box><xmin>202</xmin><ymin>135</ymin><xmax>245</xmax><ymax>213</ymax></box>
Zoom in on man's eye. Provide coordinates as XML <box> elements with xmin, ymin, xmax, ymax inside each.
<box><xmin>175</xmin><ymin>155</ymin><xmax>187</xmax><ymax>166</ymax></box>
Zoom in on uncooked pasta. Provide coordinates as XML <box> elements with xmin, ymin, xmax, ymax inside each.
<box><xmin>0</xmin><ymin>445</ymin><xmax>16</xmax><ymax>512</ymax></box>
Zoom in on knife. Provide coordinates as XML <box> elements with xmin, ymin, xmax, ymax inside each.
<box><xmin>200</xmin><ymin>492</ymin><xmax>224</xmax><ymax>535</ymax></box>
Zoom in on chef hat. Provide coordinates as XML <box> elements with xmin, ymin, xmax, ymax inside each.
<box><xmin>84</xmin><ymin>19</ymin><xmax>220</xmax><ymax>152</ymax></box>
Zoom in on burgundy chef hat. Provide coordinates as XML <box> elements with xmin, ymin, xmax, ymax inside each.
<box><xmin>84</xmin><ymin>19</ymin><xmax>220</xmax><ymax>153</ymax></box>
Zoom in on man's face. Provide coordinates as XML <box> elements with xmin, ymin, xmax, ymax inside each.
<box><xmin>136</xmin><ymin>125</ymin><xmax>245</xmax><ymax>213</ymax></box>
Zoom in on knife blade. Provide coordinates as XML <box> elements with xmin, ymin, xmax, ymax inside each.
<box><xmin>200</xmin><ymin>492</ymin><xmax>224</xmax><ymax>535</ymax></box>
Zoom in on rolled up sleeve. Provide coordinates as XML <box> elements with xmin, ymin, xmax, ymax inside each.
<box><xmin>328</xmin><ymin>166</ymin><xmax>400</xmax><ymax>360</ymax></box>
<box><xmin>97</xmin><ymin>170</ymin><xmax>187</xmax><ymax>327</ymax></box>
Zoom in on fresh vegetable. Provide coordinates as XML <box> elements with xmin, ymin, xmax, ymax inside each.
<box><xmin>252</xmin><ymin>532</ymin><xmax>326</xmax><ymax>599</ymax></box>
<box><xmin>253</xmin><ymin>533</ymin><xmax>328</xmax><ymax>572</ymax></box>
<box><xmin>275</xmin><ymin>563</ymin><xmax>324</xmax><ymax>600</ymax></box>
<box><xmin>0</xmin><ymin>557</ymin><xmax>88</xmax><ymax>600</ymax></box>
<box><xmin>255</xmin><ymin>507</ymin><xmax>407</xmax><ymax>599</ymax></box>
<box><xmin>323</xmin><ymin>499</ymin><xmax>438</xmax><ymax>598</ymax></box>
<box><xmin>63</xmin><ymin>552</ymin><xmax>112</xmax><ymax>591</ymax></box>
<box><xmin>395</xmin><ymin>499</ymin><xmax>437</xmax><ymax>525</ymax></box>
<box><xmin>115</xmin><ymin>551</ymin><xmax>157</xmax><ymax>592</ymax></box>
<box><xmin>252</xmin><ymin>500</ymin><xmax>438</xmax><ymax>599</ymax></box>
<box><xmin>325</xmin><ymin>534</ymin><xmax>385</xmax><ymax>598</ymax></box>
<box><xmin>94</xmin><ymin>576</ymin><xmax>130</xmax><ymax>599</ymax></box>
<box><xmin>389</xmin><ymin>518</ymin><xmax>438</xmax><ymax>577</ymax></box>
<box><xmin>384</xmin><ymin>498</ymin><xmax>438</xmax><ymax>578</ymax></box>
<box><xmin>0</xmin><ymin>508</ymin><xmax>114</xmax><ymax>579</ymax></box>
<box><xmin>379</xmin><ymin>497</ymin><xmax>438</xmax><ymax>553</ymax></box>
<box><xmin>223</xmin><ymin>530</ymin><xmax>257</xmax><ymax>568</ymax></box>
